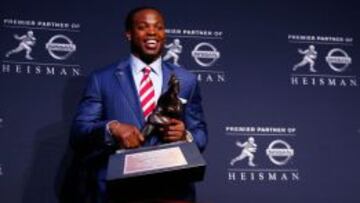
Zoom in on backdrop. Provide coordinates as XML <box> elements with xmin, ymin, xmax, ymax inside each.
<box><xmin>1</xmin><ymin>0</ymin><xmax>359</xmax><ymax>202</ymax></box>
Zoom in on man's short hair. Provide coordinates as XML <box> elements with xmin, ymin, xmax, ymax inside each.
<box><xmin>125</xmin><ymin>7</ymin><xmax>164</xmax><ymax>31</ymax></box>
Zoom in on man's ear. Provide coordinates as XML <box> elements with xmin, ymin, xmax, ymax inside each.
<box><xmin>126</xmin><ymin>32</ymin><xmax>131</xmax><ymax>41</ymax></box>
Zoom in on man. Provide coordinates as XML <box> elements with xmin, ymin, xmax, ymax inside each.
<box><xmin>70</xmin><ymin>7</ymin><xmax>207</xmax><ymax>203</ymax></box>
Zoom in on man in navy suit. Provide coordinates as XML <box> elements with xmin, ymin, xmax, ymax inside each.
<box><xmin>70</xmin><ymin>7</ymin><xmax>207</xmax><ymax>203</ymax></box>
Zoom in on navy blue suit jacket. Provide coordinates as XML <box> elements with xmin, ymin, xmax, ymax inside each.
<box><xmin>70</xmin><ymin>59</ymin><xmax>208</xmax><ymax>202</ymax></box>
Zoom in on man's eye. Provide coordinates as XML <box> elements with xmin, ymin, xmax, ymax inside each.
<box><xmin>156</xmin><ymin>25</ymin><xmax>164</xmax><ymax>30</ymax></box>
<box><xmin>136</xmin><ymin>24</ymin><xmax>146</xmax><ymax>30</ymax></box>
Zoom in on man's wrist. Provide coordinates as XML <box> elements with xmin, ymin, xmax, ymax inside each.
<box><xmin>107</xmin><ymin>120</ymin><xmax>119</xmax><ymax>135</ymax></box>
<box><xmin>105</xmin><ymin>120</ymin><xmax>119</xmax><ymax>146</ymax></box>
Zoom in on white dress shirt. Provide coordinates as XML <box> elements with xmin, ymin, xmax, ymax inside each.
<box><xmin>130</xmin><ymin>54</ymin><xmax>163</xmax><ymax>104</ymax></box>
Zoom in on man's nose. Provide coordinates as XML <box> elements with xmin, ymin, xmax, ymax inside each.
<box><xmin>146</xmin><ymin>27</ymin><xmax>156</xmax><ymax>35</ymax></box>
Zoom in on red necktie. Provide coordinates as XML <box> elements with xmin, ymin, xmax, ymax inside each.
<box><xmin>139</xmin><ymin>67</ymin><xmax>156</xmax><ymax>118</ymax></box>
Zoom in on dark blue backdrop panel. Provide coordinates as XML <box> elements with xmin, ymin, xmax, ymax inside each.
<box><xmin>0</xmin><ymin>1</ymin><xmax>359</xmax><ymax>203</ymax></box>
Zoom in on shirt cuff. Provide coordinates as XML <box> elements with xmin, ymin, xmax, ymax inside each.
<box><xmin>105</xmin><ymin>120</ymin><xmax>118</xmax><ymax>145</ymax></box>
<box><xmin>185</xmin><ymin>130</ymin><xmax>194</xmax><ymax>142</ymax></box>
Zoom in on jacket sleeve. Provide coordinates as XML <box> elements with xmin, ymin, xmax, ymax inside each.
<box><xmin>184</xmin><ymin>79</ymin><xmax>208</xmax><ymax>152</ymax></box>
<box><xmin>70</xmin><ymin>73</ymin><xmax>116</xmax><ymax>155</ymax></box>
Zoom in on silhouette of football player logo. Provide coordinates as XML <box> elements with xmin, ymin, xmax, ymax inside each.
<box><xmin>163</xmin><ymin>38</ymin><xmax>182</xmax><ymax>66</ymax></box>
<box><xmin>293</xmin><ymin>45</ymin><xmax>318</xmax><ymax>72</ymax></box>
<box><xmin>6</xmin><ymin>30</ymin><xmax>36</xmax><ymax>60</ymax></box>
<box><xmin>230</xmin><ymin>137</ymin><xmax>257</xmax><ymax>167</ymax></box>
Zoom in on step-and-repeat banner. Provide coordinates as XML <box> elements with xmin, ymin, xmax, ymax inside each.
<box><xmin>1</xmin><ymin>0</ymin><xmax>359</xmax><ymax>202</ymax></box>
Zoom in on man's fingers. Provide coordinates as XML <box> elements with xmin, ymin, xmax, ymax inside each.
<box><xmin>121</xmin><ymin>138</ymin><xmax>130</xmax><ymax>148</ymax></box>
<box><xmin>111</xmin><ymin>122</ymin><xmax>144</xmax><ymax>149</ymax></box>
<box><xmin>127</xmin><ymin>137</ymin><xmax>140</xmax><ymax>148</ymax></box>
<box><xmin>121</xmin><ymin>132</ymin><xmax>143</xmax><ymax>149</ymax></box>
<box><xmin>170</xmin><ymin>118</ymin><xmax>181</xmax><ymax>124</ymax></box>
<box><xmin>165</xmin><ymin>130</ymin><xmax>181</xmax><ymax>136</ymax></box>
<box><xmin>163</xmin><ymin>135</ymin><xmax>178</xmax><ymax>142</ymax></box>
<box><xmin>163</xmin><ymin>134</ymin><xmax>184</xmax><ymax>142</ymax></box>
<box><xmin>168</xmin><ymin>125</ymin><xmax>182</xmax><ymax>131</ymax></box>
<box><xmin>163</xmin><ymin>130</ymin><xmax>186</xmax><ymax>142</ymax></box>
<box><xmin>133</xmin><ymin>128</ymin><xmax>144</xmax><ymax>143</ymax></box>
<box><xmin>138</xmin><ymin>133</ymin><xmax>145</xmax><ymax>142</ymax></box>
<box><xmin>161</xmin><ymin>118</ymin><xmax>186</xmax><ymax>142</ymax></box>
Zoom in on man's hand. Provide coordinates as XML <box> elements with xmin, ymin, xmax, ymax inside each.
<box><xmin>160</xmin><ymin>118</ymin><xmax>186</xmax><ymax>142</ymax></box>
<box><xmin>109</xmin><ymin>121</ymin><xmax>144</xmax><ymax>149</ymax></box>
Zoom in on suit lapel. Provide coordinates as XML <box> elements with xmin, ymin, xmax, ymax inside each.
<box><xmin>161</xmin><ymin>62</ymin><xmax>173</xmax><ymax>94</ymax></box>
<box><xmin>113</xmin><ymin>61</ymin><xmax>174</xmax><ymax>126</ymax></box>
<box><xmin>114</xmin><ymin>61</ymin><xmax>145</xmax><ymax>125</ymax></box>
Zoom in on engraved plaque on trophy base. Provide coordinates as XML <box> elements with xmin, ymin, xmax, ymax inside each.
<box><xmin>106</xmin><ymin>141</ymin><xmax>206</xmax><ymax>192</ymax></box>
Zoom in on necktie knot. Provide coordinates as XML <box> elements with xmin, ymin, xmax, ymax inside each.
<box><xmin>143</xmin><ymin>67</ymin><xmax>151</xmax><ymax>76</ymax></box>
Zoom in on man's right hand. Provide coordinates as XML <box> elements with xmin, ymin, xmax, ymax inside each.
<box><xmin>108</xmin><ymin>121</ymin><xmax>144</xmax><ymax>149</ymax></box>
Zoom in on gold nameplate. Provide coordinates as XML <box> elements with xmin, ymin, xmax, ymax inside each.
<box><xmin>123</xmin><ymin>147</ymin><xmax>188</xmax><ymax>175</ymax></box>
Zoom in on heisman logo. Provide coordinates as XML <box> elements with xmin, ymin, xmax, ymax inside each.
<box><xmin>164</xmin><ymin>38</ymin><xmax>183</xmax><ymax>66</ymax></box>
<box><xmin>293</xmin><ymin>45</ymin><xmax>318</xmax><ymax>73</ymax></box>
<box><xmin>5</xmin><ymin>30</ymin><xmax>36</xmax><ymax>60</ymax></box>
<box><xmin>230</xmin><ymin>137</ymin><xmax>257</xmax><ymax>167</ymax></box>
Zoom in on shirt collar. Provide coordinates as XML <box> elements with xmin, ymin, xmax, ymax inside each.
<box><xmin>130</xmin><ymin>54</ymin><xmax>162</xmax><ymax>75</ymax></box>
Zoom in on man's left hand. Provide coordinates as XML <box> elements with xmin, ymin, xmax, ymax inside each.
<box><xmin>160</xmin><ymin>118</ymin><xmax>186</xmax><ymax>142</ymax></box>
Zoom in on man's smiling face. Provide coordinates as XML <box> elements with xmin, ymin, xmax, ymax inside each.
<box><xmin>127</xmin><ymin>9</ymin><xmax>166</xmax><ymax>64</ymax></box>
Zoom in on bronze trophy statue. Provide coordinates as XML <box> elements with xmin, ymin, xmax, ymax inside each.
<box><xmin>142</xmin><ymin>74</ymin><xmax>184</xmax><ymax>137</ymax></box>
<box><xmin>107</xmin><ymin>74</ymin><xmax>206</xmax><ymax>194</ymax></box>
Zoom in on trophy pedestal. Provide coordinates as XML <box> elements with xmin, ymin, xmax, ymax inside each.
<box><xmin>106</xmin><ymin>141</ymin><xmax>206</xmax><ymax>198</ymax></box>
